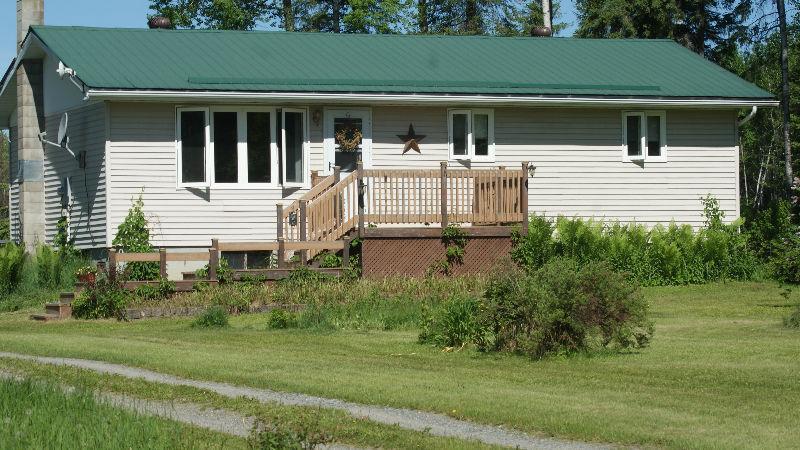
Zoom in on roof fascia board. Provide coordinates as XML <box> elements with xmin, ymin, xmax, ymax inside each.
<box><xmin>0</xmin><ymin>29</ymin><xmax>89</xmax><ymax>100</ymax></box>
<box><xmin>87</xmin><ymin>89</ymin><xmax>779</xmax><ymax>108</ymax></box>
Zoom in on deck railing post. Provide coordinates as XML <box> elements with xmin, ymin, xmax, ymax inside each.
<box><xmin>209</xmin><ymin>239</ymin><xmax>219</xmax><ymax>282</ymax></box>
<box><xmin>440</xmin><ymin>161</ymin><xmax>448</xmax><ymax>228</ymax></box>
<box><xmin>521</xmin><ymin>162</ymin><xmax>529</xmax><ymax>235</ymax></box>
<box><xmin>108</xmin><ymin>248</ymin><xmax>117</xmax><ymax>282</ymax></box>
<box><xmin>333</xmin><ymin>165</ymin><xmax>341</xmax><ymax>183</ymax></box>
<box><xmin>357</xmin><ymin>161</ymin><xmax>365</xmax><ymax>237</ymax></box>
<box><xmin>276</xmin><ymin>203</ymin><xmax>284</xmax><ymax>241</ymax></box>
<box><xmin>277</xmin><ymin>238</ymin><xmax>286</xmax><ymax>269</ymax></box>
<box><xmin>342</xmin><ymin>236</ymin><xmax>351</xmax><ymax>269</ymax></box>
<box><xmin>299</xmin><ymin>200</ymin><xmax>308</xmax><ymax>263</ymax></box>
<box><xmin>159</xmin><ymin>248</ymin><xmax>167</xmax><ymax>280</ymax></box>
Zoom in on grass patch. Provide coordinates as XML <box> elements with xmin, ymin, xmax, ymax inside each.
<box><xmin>0</xmin><ymin>359</ymin><xmax>498</xmax><ymax>450</ymax></box>
<box><xmin>0</xmin><ymin>376</ymin><xmax>243</xmax><ymax>449</ymax></box>
<box><xmin>0</xmin><ymin>282</ymin><xmax>797</xmax><ymax>448</ymax></box>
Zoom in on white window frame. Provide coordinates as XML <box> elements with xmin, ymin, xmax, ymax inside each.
<box><xmin>448</xmin><ymin>109</ymin><xmax>495</xmax><ymax>162</ymax></box>
<box><xmin>176</xmin><ymin>107</ymin><xmax>210</xmax><ymax>188</ymax></box>
<box><xmin>622</xmin><ymin>110</ymin><xmax>667</xmax><ymax>163</ymax></box>
<box><xmin>281</xmin><ymin>107</ymin><xmax>311</xmax><ymax>188</ymax></box>
<box><xmin>178</xmin><ymin>106</ymin><xmax>280</xmax><ymax>189</ymax></box>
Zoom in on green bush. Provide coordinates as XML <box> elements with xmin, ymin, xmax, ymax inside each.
<box><xmin>191</xmin><ymin>305</ymin><xmax>229</xmax><ymax>328</ymax></box>
<box><xmin>0</xmin><ymin>242</ymin><xmax>25</xmax><ymax>293</ymax></box>
<box><xmin>770</xmin><ymin>235</ymin><xmax>800</xmax><ymax>284</ymax></box>
<box><xmin>268</xmin><ymin>309</ymin><xmax>297</xmax><ymax>329</ymax></box>
<box><xmin>195</xmin><ymin>257</ymin><xmax>233</xmax><ymax>283</ymax></box>
<box><xmin>247</xmin><ymin>418</ymin><xmax>330</xmax><ymax>450</ymax></box>
<box><xmin>418</xmin><ymin>294</ymin><xmax>483</xmax><ymax>348</ymax></box>
<box><xmin>511</xmin><ymin>197</ymin><xmax>761</xmax><ymax>286</ymax></box>
<box><xmin>112</xmin><ymin>194</ymin><xmax>159</xmax><ymax>281</ymax></box>
<box><xmin>132</xmin><ymin>278</ymin><xmax>176</xmax><ymax>302</ymax></box>
<box><xmin>72</xmin><ymin>275</ymin><xmax>130</xmax><ymax>320</ymax></box>
<box><xmin>35</xmin><ymin>245</ymin><xmax>63</xmax><ymax>289</ymax></box>
<box><xmin>477</xmin><ymin>259</ymin><xmax>653</xmax><ymax>359</ymax></box>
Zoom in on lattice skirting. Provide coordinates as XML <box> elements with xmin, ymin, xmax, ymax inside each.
<box><xmin>362</xmin><ymin>233</ymin><xmax>513</xmax><ymax>278</ymax></box>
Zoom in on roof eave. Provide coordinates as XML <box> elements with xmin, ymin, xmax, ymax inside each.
<box><xmin>86</xmin><ymin>89</ymin><xmax>779</xmax><ymax>108</ymax></box>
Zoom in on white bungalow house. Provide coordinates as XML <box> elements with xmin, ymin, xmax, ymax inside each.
<box><xmin>0</xmin><ymin>9</ymin><xmax>777</xmax><ymax>274</ymax></box>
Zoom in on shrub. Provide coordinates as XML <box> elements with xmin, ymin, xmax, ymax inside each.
<box><xmin>418</xmin><ymin>294</ymin><xmax>483</xmax><ymax>348</ymax></box>
<box><xmin>195</xmin><ymin>257</ymin><xmax>233</xmax><ymax>283</ymax></box>
<box><xmin>72</xmin><ymin>275</ymin><xmax>130</xmax><ymax>320</ymax></box>
<box><xmin>477</xmin><ymin>259</ymin><xmax>653</xmax><ymax>359</ymax></box>
<box><xmin>112</xmin><ymin>194</ymin><xmax>159</xmax><ymax>281</ymax></box>
<box><xmin>0</xmin><ymin>242</ymin><xmax>25</xmax><ymax>293</ymax></box>
<box><xmin>35</xmin><ymin>245</ymin><xmax>63</xmax><ymax>289</ymax></box>
<box><xmin>192</xmin><ymin>305</ymin><xmax>229</xmax><ymax>328</ymax></box>
<box><xmin>771</xmin><ymin>235</ymin><xmax>800</xmax><ymax>284</ymax></box>
<box><xmin>247</xmin><ymin>419</ymin><xmax>330</xmax><ymax>450</ymax></box>
<box><xmin>511</xmin><ymin>196</ymin><xmax>762</xmax><ymax>286</ymax></box>
<box><xmin>132</xmin><ymin>278</ymin><xmax>176</xmax><ymax>302</ymax></box>
<box><xmin>268</xmin><ymin>309</ymin><xmax>297</xmax><ymax>329</ymax></box>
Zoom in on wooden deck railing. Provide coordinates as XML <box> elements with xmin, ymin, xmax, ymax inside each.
<box><xmin>279</xmin><ymin>162</ymin><xmax>529</xmax><ymax>247</ymax></box>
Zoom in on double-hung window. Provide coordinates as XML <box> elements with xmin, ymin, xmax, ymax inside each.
<box><xmin>448</xmin><ymin>109</ymin><xmax>494</xmax><ymax>162</ymax></box>
<box><xmin>622</xmin><ymin>111</ymin><xmax>666</xmax><ymax>162</ymax></box>
<box><xmin>177</xmin><ymin>107</ymin><xmax>308</xmax><ymax>188</ymax></box>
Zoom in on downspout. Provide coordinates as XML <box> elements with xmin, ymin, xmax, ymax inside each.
<box><xmin>737</xmin><ymin>105</ymin><xmax>757</xmax><ymax>126</ymax></box>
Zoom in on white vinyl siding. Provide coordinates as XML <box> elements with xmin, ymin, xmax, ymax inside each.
<box><xmin>8</xmin><ymin>126</ymin><xmax>19</xmax><ymax>243</ymax></box>
<box><xmin>108</xmin><ymin>102</ymin><xmax>305</xmax><ymax>247</ymax></box>
<box><xmin>43</xmin><ymin>102</ymin><xmax>107</xmax><ymax>249</ymax></box>
<box><xmin>105</xmin><ymin>103</ymin><xmax>738</xmax><ymax>249</ymax></box>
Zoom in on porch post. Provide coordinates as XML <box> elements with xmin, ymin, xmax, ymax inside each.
<box><xmin>342</xmin><ymin>236</ymin><xmax>351</xmax><ymax>269</ymax></box>
<box><xmin>108</xmin><ymin>248</ymin><xmax>117</xmax><ymax>282</ymax></box>
<box><xmin>440</xmin><ymin>161</ymin><xmax>448</xmax><ymax>228</ymax></box>
<box><xmin>209</xmin><ymin>239</ymin><xmax>219</xmax><ymax>282</ymax></box>
<box><xmin>520</xmin><ymin>162</ymin><xmax>529</xmax><ymax>235</ymax></box>
<box><xmin>357</xmin><ymin>161</ymin><xmax>365</xmax><ymax>237</ymax></box>
<box><xmin>333</xmin><ymin>165</ymin><xmax>341</xmax><ymax>183</ymax></box>
<box><xmin>299</xmin><ymin>200</ymin><xmax>308</xmax><ymax>263</ymax></box>
<box><xmin>276</xmin><ymin>203</ymin><xmax>283</xmax><ymax>241</ymax></box>
<box><xmin>277</xmin><ymin>238</ymin><xmax>286</xmax><ymax>269</ymax></box>
<box><xmin>159</xmin><ymin>248</ymin><xmax>167</xmax><ymax>279</ymax></box>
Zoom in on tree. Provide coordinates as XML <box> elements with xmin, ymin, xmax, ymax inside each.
<box><xmin>495</xmin><ymin>1</ymin><xmax>567</xmax><ymax>36</ymax></box>
<box><xmin>777</xmin><ymin>0</ymin><xmax>795</xmax><ymax>192</ymax></box>
<box><xmin>149</xmin><ymin>0</ymin><xmax>270</xmax><ymax>30</ymax></box>
<box><xmin>575</xmin><ymin>0</ymin><xmax>752</xmax><ymax>60</ymax></box>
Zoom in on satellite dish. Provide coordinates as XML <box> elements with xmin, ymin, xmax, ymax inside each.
<box><xmin>57</xmin><ymin>113</ymin><xmax>69</xmax><ymax>146</ymax></box>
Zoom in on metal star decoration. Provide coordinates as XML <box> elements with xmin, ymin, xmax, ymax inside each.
<box><xmin>397</xmin><ymin>124</ymin><xmax>426</xmax><ymax>154</ymax></box>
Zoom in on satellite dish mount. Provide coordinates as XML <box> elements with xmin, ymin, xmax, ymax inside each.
<box><xmin>39</xmin><ymin>113</ymin><xmax>77</xmax><ymax>160</ymax></box>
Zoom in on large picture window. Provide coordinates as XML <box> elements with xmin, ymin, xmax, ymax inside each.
<box><xmin>177</xmin><ymin>107</ymin><xmax>290</xmax><ymax>187</ymax></box>
<box><xmin>448</xmin><ymin>109</ymin><xmax>494</xmax><ymax>161</ymax></box>
<box><xmin>622</xmin><ymin>111</ymin><xmax>666</xmax><ymax>162</ymax></box>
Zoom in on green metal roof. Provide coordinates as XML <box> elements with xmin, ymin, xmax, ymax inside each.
<box><xmin>27</xmin><ymin>25</ymin><xmax>773</xmax><ymax>99</ymax></box>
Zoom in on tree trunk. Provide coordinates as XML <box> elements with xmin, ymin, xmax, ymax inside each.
<box><xmin>418</xmin><ymin>0</ymin><xmax>428</xmax><ymax>33</ymax></box>
<box><xmin>542</xmin><ymin>0</ymin><xmax>551</xmax><ymax>30</ymax></box>
<box><xmin>283</xmin><ymin>0</ymin><xmax>294</xmax><ymax>31</ymax></box>
<box><xmin>776</xmin><ymin>0</ymin><xmax>794</xmax><ymax>193</ymax></box>
<box><xmin>332</xmin><ymin>0</ymin><xmax>341</xmax><ymax>33</ymax></box>
<box><xmin>465</xmin><ymin>0</ymin><xmax>479</xmax><ymax>34</ymax></box>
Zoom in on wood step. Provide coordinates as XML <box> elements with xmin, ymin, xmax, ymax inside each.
<box><xmin>30</xmin><ymin>313</ymin><xmax>62</xmax><ymax>322</ymax></box>
<box><xmin>59</xmin><ymin>292</ymin><xmax>75</xmax><ymax>302</ymax></box>
<box><xmin>44</xmin><ymin>303</ymin><xmax>72</xmax><ymax>319</ymax></box>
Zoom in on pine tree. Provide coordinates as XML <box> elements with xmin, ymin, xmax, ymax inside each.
<box><xmin>149</xmin><ymin>0</ymin><xmax>270</xmax><ymax>30</ymax></box>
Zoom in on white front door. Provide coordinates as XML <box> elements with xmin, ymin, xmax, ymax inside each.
<box><xmin>323</xmin><ymin>108</ymin><xmax>372</xmax><ymax>175</ymax></box>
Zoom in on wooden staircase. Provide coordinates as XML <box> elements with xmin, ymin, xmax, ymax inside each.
<box><xmin>31</xmin><ymin>292</ymin><xmax>74</xmax><ymax>321</ymax></box>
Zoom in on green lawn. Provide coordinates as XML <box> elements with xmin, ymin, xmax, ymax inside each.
<box><xmin>0</xmin><ymin>377</ymin><xmax>244</xmax><ymax>449</ymax></box>
<box><xmin>0</xmin><ymin>282</ymin><xmax>798</xmax><ymax>449</ymax></box>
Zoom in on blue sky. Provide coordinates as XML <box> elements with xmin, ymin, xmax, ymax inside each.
<box><xmin>1</xmin><ymin>1</ymin><xmax>580</xmax><ymax>68</ymax></box>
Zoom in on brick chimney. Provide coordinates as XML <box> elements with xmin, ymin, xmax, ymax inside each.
<box><xmin>16</xmin><ymin>0</ymin><xmax>45</xmax><ymax>249</ymax></box>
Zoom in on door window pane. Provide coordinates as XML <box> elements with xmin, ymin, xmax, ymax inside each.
<box><xmin>452</xmin><ymin>113</ymin><xmax>468</xmax><ymax>156</ymax></box>
<box><xmin>180</xmin><ymin>111</ymin><xmax>206</xmax><ymax>183</ymax></box>
<box><xmin>626</xmin><ymin>115</ymin><xmax>642</xmax><ymax>157</ymax></box>
<box><xmin>334</xmin><ymin>117</ymin><xmax>363</xmax><ymax>172</ymax></box>
<box><xmin>474</xmin><ymin>114</ymin><xmax>489</xmax><ymax>156</ymax></box>
<box><xmin>647</xmin><ymin>115</ymin><xmax>661</xmax><ymax>157</ymax></box>
<box><xmin>214</xmin><ymin>112</ymin><xmax>238</xmax><ymax>183</ymax></box>
<box><xmin>284</xmin><ymin>111</ymin><xmax>305</xmax><ymax>184</ymax></box>
<box><xmin>247</xmin><ymin>112</ymin><xmax>271</xmax><ymax>183</ymax></box>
